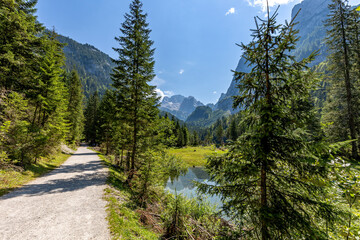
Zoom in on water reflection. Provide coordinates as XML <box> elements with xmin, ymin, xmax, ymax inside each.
<box><xmin>165</xmin><ymin>167</ymin><xmax>223</xmax><ymax>209</ymax></box>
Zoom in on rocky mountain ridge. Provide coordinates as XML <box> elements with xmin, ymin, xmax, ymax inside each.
<box><xmin>160</xmin><ymin>95</ymin><xmax>204</xmax><ymax>121</ymax></box>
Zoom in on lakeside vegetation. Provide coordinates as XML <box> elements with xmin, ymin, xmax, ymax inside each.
<box><xmin>99</xmin><ymin>152</ymin><xmax>232</xmax><ymax>239</ymax></box>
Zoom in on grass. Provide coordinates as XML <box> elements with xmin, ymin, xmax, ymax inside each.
<box><xmin>99</xmin><ymin>153</ymin><xmax>160</xmax><ymax>240</ymax></box>
<box><xmin>0</xmin><ymin>152</ymin><xmax>71</xmax><ymax>197</ymax></box>
<box><xmin>167</xmin><ymin>145</ymin><xmax>227</xmax><ymax>167</ymax></box>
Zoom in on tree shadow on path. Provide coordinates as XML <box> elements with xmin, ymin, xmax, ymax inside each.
<box><xmin>0</xmin><ymin>157</ymin><xmax>108</xmax><ymax>200</ymax></box>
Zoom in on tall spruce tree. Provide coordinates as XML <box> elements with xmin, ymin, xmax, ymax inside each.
<box><xmin>0</xmin><ymin>0</ymin><xmax>42</xmax><ymax>91</ymax></box>
<box><xmin>323</xmin><ymin>0</ymin><xmax>360</xmax><ymax>159</ymax></box>
<box><xmin>84</xmin><ymin>91</ymin><xmax>100</xmax><ymax>146</ymax></box>
<box><xmin>111</xmin><ymin>0</ymin><xmax>158</xmax><ymax>179</ymax></box>
<box><xmin>199</xmin><ymin>6</ymin><xmax>335</xmax><ymax>239</ymax></box>
<box><xmin>66</xmin><ymin>69</ymin><xmax>84</xmax><ymax>145</ymax></box>
<box><xmin>97</xmin><ymin>89</ymin><xmax>117</xmax><ymax>155</ymax></box>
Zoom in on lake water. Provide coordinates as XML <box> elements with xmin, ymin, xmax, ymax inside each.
<box><xmin>165</xmin><ymin>167</ymin><xmax>223</xmax><ymax>209</ymax></box>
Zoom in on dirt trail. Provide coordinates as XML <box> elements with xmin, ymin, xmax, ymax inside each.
<box><xmin>0</xmin><ymin>147</ymin><xmax>110</xmax><ymax>240</ymax></box>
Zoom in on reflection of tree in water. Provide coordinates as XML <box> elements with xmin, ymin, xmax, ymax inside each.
<box><xmin>191</xmin><ymin>167</ymin><xmax>209</xmax><ymax>179</ymax></box>
<box><xmin>166</xmin><ymin>168</ymin><xmax>208</xmax><ymax>191</ymax></box>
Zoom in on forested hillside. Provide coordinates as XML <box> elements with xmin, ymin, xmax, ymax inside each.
<box><xmin>57</xmin><ymin>35</ymin><xmax>115</xmax><ymax>98</ymax></box>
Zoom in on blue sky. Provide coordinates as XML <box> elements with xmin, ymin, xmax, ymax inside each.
<box><xmin>36</xmin><ymin>0</ymin><xmax>360</xmax><ymax>104</ymax></box>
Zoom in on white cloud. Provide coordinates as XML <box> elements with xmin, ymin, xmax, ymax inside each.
<box><xmin>225</xmin><ymin>7</ymin><xmax>236</xmax><ymax>16</ymax></box>
<box><xmin>246</xmin><ymin>0</ymin><xmax>301</xmax><ymax>12</ymax></box>
<box><xmin>213</xmin><ymin>91</ymin><xmax>217</xmax><ymax>94</ymax></box>
<box><xmin>155</xmin><ymin>89</ymin><xmax>166</xmax><ymax>101</ymax></box>
<box><xmin>179</xmin><ymin>69</ymin><xmax>184</xmax><ymax>75</ymax></box>
<box><xmin>164</xmin><ymin>90</ymin><xmax>174</xmax><ymax>96</ymax></box>
<box><xmin>349</xmin><ymin>0</ymin><xmax>360</xmax><ymax>6</ymax></box>
<box><xmin>155</xmin><ymin>89</ymin><xmax>173</xmax><ymax>101</ymax></box>
<box><xmin>151</xmin><ymin>76</ymin><xmax>165</xmax><ymax>87</ymax></box>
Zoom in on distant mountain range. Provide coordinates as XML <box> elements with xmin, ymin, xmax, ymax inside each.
<box><xmin>160</xmin><ymin>95</ymin><xmax>204</xmax><ymax>121</ymax></box>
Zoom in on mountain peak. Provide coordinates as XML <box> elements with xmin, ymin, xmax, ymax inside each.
<box><xmin>159</xmin><ymin>95</ymin><xmax>204</xmax><ymax>121</ymax></box>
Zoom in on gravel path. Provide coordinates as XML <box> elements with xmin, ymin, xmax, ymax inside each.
<box><xmin>0</xmin><ymin>147</ymin><xmax>110</xmax><ymax>240</ymax></box>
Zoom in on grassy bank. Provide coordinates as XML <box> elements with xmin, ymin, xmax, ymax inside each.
<box><xmin>0</xmin><ymin>152</ymin><xmax>72</xmax><ymax>197</ymax></box>
<box><xmin>99</xmin><ymin>153</ymin><xmax>160</xmax><ymax>240</ymax></box>
<box><xmin>167</xmin><ymin>146</ymin><xmax>227</xmax><ymax>167</ymax></box>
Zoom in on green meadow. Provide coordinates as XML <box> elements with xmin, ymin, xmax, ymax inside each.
<box><xmin>167</xmin><ymin>146</ymin><xmax>227</xmax><ymax>167</ymax></box>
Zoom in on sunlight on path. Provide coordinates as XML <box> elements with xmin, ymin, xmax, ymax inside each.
<box><xmin>0</xmin><ymin>147</ymin><xmax>110</xmax><ymax>240</ymax></box>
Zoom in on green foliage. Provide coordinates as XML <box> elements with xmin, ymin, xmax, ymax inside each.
<box><xmin>199</xmin><ymin>6</ymin><xmax>336</xmax><ymax>239</ymax></box>
<box><xmin>111</xmin><ymin>0</ymin><xmax>159</xmax><ymax>178</ymax></box>
<box><xmin>0</xmin><ymin>121</ymin><xmax>10</xmax><ymax>164</ymax></box>
<box><xmin>96</xmin><ymin>89</ymin><xmax>118</xmax><ymax>154</ymax></box>
<box><xmin>327</xmin><ymin>158</ymin><xmax>360</xmax><ymax>239</ymax></box>
<box><xmin>65</xmin><ymin>69</ymin><xmax>84</xmax><ymax>146</ymax></box>
<box><xmin>104</xmin><ymin>187</ymin><xmax>159</xmax><ymax>240</ymax></box>
<box><xmin>162</xmin><ymin>193</ymin><xmax>224</xmax><ymax>240</ymax></box>
<box><xmin>84</xmin><ymin>91</ymin><xmax>100</xmax><ymax>145</ymax></box>
<box><xmin>322</xmin><ymin>0</ymin><xmax>360</xmax><ymax>159</ymax></box>
<box><xmin>0</xmin><ymin>0</ymin><xmax>42</xmax><ymax>91</ymax></box>
<box><xmin>0</xmin><ymin>1</ymin><xmax>79</xmax><ymax>168</ymax></box>
<box><xmin>1</xmin><ymin>92</ymin><xmax>33</xmax><ymax>165</ymax></box>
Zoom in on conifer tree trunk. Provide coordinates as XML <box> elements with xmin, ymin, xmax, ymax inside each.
<box><xmin>339</xmin><ymin>1</ymin><xmax>358</xmax><ymax>158</ymax></box>
<box><xmin>131</xmin><ymin>109</ymin><xmax>138</xmax><ymax>175</ymax></box>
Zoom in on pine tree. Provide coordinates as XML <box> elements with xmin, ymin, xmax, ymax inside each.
<box><xmin>111</xmin><ymin>0</ymin><xmax>159</xmax><ymax>180</ymax></box>
<box><xmin>66</xmin><ymin>69</ymin><xmax>84</xmax><ymax>145</ymax></box>
<box><xmin>228</xmin><ymin>116</ymin><xmax>238</xmax><ymax>141</ymax></box>
<box><xmin>182</xmin><ymin>126</ymin><xmax>189</xmax><ymax>146</ymax></box>
<box><xmin>199</xmin><ymin>6</ymin><xmax>335</xmax><ymax>239</ymax></box>
<box><xmin>323</xmin><ymin>0</ymin><xmax>360</xmax><ymax>159</ymax></box>
<box><xmin>215</xmin><ymin>123</ymin><xmax>223</xmax><ymax>146</ymax></box>
<box><xmin>33</xmin><ymin>30</ymin><xmax>66</xmax><ymax>127</ymax></box>
<box><xmin>97</xmin><ymin>89</ymin><xmax>117</xmax><ymax>155</ymax></box>
<box><xmin>0</xmin><ymin>0</ymin><xmax>42</xmax><ymax>91</ymax></box>
<box><xmin>30</xmin><ymin>30</ymin><xmax>68</xmax><ymax>156</ymax></box>
<box><xmin>84</xmin><ymin>91</ymin><xmax>100</xmax><ymax>146</ymax></box>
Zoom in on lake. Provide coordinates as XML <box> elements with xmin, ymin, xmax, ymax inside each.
<box><xmin>165</xmin><ymin>167</ymin><xmax>223</xmax><ymax>209</ymax></box>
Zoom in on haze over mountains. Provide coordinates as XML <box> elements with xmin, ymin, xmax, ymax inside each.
<box><xmin>60</xmin><ymin>0</ymin><xmax>339</xmax><ymax>127</ymax></box>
